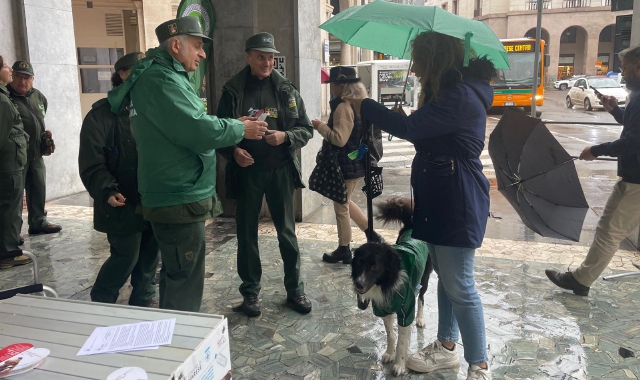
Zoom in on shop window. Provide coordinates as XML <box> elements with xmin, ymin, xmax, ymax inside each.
<box><xmin>77</xmin><ymin>48</ymin><xmax>124</xmax><ymax>94</ymax></box>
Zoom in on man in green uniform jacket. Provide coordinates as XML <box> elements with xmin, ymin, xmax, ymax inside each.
<box><xmin>0</xmin><ymin>55</ymin><xmax>31</xmax><ymax>268</ymax></box>
<box><xmin>108</xmin><ymin>17</ymin><xmax>268</xmax><ymax>312</ymax></box>
<box><xmin>8</xmin><ymin>61</ymin><xmax>62</xmax><ymax>235</ymax></box>
<box><xmin>217</xmin><ymin>33</ymin><xmax>314</xmax><ymax>316</ymax></box>
<box><xmin>79</xmin><ymin>52</ymin><xmax>160</xmax><ymax>307</ymax></box>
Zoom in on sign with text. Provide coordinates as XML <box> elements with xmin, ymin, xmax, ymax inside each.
<box><xmin>274</xmin><ymin>56</ymin><xmax>286</xmax><ymax>78</ymax></box>
<box><xmin>503</xmin><ymin>43</ymin><xmax>535</xmax><ymax>53</ymax></box>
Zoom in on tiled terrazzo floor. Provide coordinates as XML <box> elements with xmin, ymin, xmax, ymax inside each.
<box><xmin>2</xmin><ymin>204</ymin><xmax>640</xmax><ymax>379</ymax></box>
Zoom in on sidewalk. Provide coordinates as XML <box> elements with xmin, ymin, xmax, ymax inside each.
<box><xmin>2</xmin><ymin>200</ymin><xmax>640</xmax><ymax>379</ymax></box>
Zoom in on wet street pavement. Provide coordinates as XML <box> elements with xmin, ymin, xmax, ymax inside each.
<box><xmin>2</xmin><ymin>89</ymin><xmax>640</xmax><ymax>379</ymax></box>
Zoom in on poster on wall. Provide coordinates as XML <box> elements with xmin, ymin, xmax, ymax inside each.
<box><xmin>274</xmin><ymin>56</ymin><xmax>286</xmax><ymax>78</ymax></box>
<box><xmin>80</xmin><ymin>69</ymin><xmax>115</xmax><ymax>93</ymax></box>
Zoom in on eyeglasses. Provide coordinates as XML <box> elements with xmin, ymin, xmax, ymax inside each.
<box><xmin>619</xmin><ymin>62</ymin><xmax>638</xmax><ymax>73</ymax></box>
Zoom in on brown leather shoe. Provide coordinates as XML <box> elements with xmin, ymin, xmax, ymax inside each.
<box><xmin>545</xmin><ymin>269</ymin><xmax>590</xmax><ymax>296</ymax></box>
<box><xmin>0</xmin><ymin>255</ymin><xmax>33</xmax><ymax>270</ymax></box>
<box><xmin>28</xmin><ymin>223</ymin><xmax>62</xmax><ymax>235</ymax></box>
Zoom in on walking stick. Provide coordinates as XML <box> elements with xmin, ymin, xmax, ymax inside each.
<box><xmin>365</xmin><ymin>121</ymin><xmax>374</xmax><ymax>243</ymax></box>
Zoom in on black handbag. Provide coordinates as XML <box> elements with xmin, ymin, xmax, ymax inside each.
<box><xmin>309</xmin><ymin>146</ymin><xmax>348</xmax><ymax>205</ymax></box>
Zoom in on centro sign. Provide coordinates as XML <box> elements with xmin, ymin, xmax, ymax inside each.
<box><xmin>182</xmin><ymin>4</ymin><xmax>211</xmax><ymax>35</ymax></box>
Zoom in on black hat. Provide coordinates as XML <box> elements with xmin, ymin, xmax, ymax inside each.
<box><xmin>325</xmin><ymin>66</ymin><xmax>360</xmax><ymax>84</ymax></box>
<box><xmin>245</xmin><ymin>32</ymin><xmax>280</xmax><ymax>53</ymax></box>
<box><xmin>114</xmin><ymin>52</ymin><xmax>144</xmax><ymax>72</ymax></box>
<box><xmin>12</xmin><ymin>61</ymin><xmax>34</xmax><ymax>76</ymax></box>
<box><xmin>156</xmin><ymin>16</ymin><xmax>211</xmax><ymax>44</ymax></box>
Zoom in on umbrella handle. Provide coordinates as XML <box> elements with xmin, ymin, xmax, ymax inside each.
<box><xmin>570</xmin><ymin>155</ymin><xmax>617</xmax><ymax>162</ymax></box>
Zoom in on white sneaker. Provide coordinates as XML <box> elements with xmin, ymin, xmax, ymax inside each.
<box><xmin>467</xmin><ymin>364</ymin><xmax>491</xmax><ymax>380</ymax></box>
<box><xmin>406</xmin><ymin>340</ymin><xmax>460</xmax><ymax>373</ymax></box>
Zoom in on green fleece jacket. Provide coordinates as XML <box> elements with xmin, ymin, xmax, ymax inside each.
<box><xmin>216</xmin><ymin>66</ymin><xmax>313</xmax><ymax>199</ymax></box>
<box><xmin>372</xmin><ymin>229</ymin><xmax>429</xmax><ymax>327</ymax></box>
<box><xmin>108</xmin><ymin>48</ymin><xmax>245</xmax><ymax>215</ymax></box>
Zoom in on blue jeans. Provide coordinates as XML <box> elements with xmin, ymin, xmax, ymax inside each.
<box><xmin>428</xmin><ymin>243</ymin><xmax>487</xmax><ymax>366</ymax></box>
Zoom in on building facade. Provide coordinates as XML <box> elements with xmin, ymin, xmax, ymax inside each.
<box><xmin>1</xmin><ymin>0</ymin><xmax>325</xmax><ymax>220</ymax></box>
<box><xmin>425</xmin><ymin>0</ymin><xmax>633</xmax><ymax>81</ymax></box>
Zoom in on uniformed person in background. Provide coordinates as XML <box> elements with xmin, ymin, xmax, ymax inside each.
<box><xmin>0</xmin><ymin>55</ymin><xmax>31</xmax><ymax>269</ymax></box>
<box><xmin>79</xmin><ymin>52</ymin><xmax>160</xmax><ymax>307</ymax></box>
<box><xmin>108</xmin><ymin>17</ymin><xmax>268</xmax><ymax>312</ymax></box>
<box><xmin>8</xmin><ymin>61</ymin><xmax>62</xmax><ymax>235</ymax></box>
<box><xmin>217</xmin><ymin>32</ymin><xmax>314</xmax><ymax>317</ymax></box>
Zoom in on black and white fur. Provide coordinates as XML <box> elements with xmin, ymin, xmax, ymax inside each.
<box><xmin>350</xmin><ymin>198</ymin><xmax>433</xmax><ymax>376</ymax></box>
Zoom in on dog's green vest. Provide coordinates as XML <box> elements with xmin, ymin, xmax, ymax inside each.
<box><xmin>372</xmin><ymin>229</ymin><xmax>429</xmax><ymax>327</ymax></box>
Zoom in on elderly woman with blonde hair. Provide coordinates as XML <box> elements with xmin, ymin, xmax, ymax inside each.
<box><xmin>312</xmin><ymin>66</ymin><xmax>382</xmax><ymax>264</ymax></box>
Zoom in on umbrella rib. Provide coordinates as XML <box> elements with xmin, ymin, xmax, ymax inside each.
<box><xmin>518</xmin><ymin>187</ymin><xmax>579</xmax><ymax>241</ymax></box>
<box><xmin>506</xmin><ymin>158</ymin><xmax>577</xmax><ymax>188</ymax></box>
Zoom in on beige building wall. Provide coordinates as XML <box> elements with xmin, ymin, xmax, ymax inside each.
<box><xmin>426</xmin><ymin>0</ymin><xmax>632</xmax><ymax>81</ymax></box>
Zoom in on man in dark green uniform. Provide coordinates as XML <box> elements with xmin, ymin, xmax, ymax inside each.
<box><xmin>79</xmin><ymin>52</ymin><xmax>160</xmax><ymax>307</ymax></box>
<box><xmin>108</xmin><ymin>17</ymin><xmax>268</xmax><ymax>312</ymax></box>
<box><xmin>8</xmin><ymin>61</ymin><xmax>62</xmax><ymax>235</ymax></box>
<box><xmin>217</xmin><ymin>33</ymin><xmax>314</xmax><ymax>316</ymax></box>
<box><xmin>0</xmin><ymin>55</ymin><xmax>31</xmax><ymax>269</ymax></box>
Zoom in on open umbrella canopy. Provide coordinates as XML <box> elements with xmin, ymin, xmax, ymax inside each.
<box><xmin>488</xmin><ymin>109</ymin><xmax>589</xmax><ymax>242</ymax></box>
<box><xmin>320</xmin><ymin>0</ymin><xmax>509</xmax><ymax>69</ymax></box>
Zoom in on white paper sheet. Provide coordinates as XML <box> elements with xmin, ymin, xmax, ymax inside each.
<box><xmin>77</xmin><ymin>319</ymin><xmax>176</xmax><ymax>356</ymax></box>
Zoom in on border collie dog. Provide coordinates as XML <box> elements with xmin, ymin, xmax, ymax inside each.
<box><xmin>351</xmin><ymin>198</ymin><xmax>433</xmax><ymax>376</ymax></box>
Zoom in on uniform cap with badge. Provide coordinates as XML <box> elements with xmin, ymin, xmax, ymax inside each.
<box><xmin>155</xmin><ymin>16</ymin><xmax>211</xmax><ymax>44</ymax></box>
<box><xmin>245</xmin><ymin>32</ymin><xmax>280</xmax><ymax>54</ymax></box>
<box><xmin>12</xmin><ymin>61</ymin><xmax>34</xmax><ymax>77</ymax></box>
<box><xmin>114</xmin><ymin>52</ymin><xmax>145</xmax><ymax>72</ymax></box>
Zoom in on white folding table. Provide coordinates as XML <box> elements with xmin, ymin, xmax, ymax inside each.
<box><xmin>0</xmin><ymin>295</ymin><xmax>230</xmax><ymax>380</ymax></box>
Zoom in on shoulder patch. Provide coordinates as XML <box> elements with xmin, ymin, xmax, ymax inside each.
<box><xmin>288</xmin><ymin>96</ymin><xmax>297</xmax><ymax>108</ymax></box>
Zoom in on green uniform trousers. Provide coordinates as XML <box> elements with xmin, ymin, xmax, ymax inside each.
<box><xmin>236</xmin><ymin>163</ymin><xmax>304</xmax><ymax>298</ymax></box>
<box><xmin>23</xmin><ymin>155</ymin><xmax>47</xmax><ymax>230</ymax></box>
<box><xmin>90</xmin><ymin>228</ymin><xmax>160</xmax><ymax>306</ymax></box>
<box><xmin>0</xmin><ymin>170</ymin><xmax>24</xmax><ymax>256</ymax></box>
<box><xmin>151</xmin><ymin>221</ymin><xmax>206</xmax><ymax>312</ymax></box>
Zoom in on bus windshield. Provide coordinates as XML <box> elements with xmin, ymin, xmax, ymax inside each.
<box><xmin>491</xmin><ymin>52</ymin><xmax>539</xmax><ymax>88</ymax></box>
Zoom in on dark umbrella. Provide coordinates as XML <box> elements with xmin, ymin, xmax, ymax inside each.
<box><xmin>488</xmin><ymin>108</ymin><xmax>589</xmax><ymax>242</ymax></box>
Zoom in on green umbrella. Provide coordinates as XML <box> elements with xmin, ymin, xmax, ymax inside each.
<box><xmin>320</xmin><ymin>0</ymin><xmax>509</xmax><ymax>69</ymax></box>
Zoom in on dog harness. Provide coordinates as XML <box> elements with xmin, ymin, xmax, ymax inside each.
<box><xmin>372</xmin><ymin>229</ymin><xmax>429</xmax><ymax>327</ymax></box>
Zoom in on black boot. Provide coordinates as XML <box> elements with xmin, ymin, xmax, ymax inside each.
<box><xmin>323</xmin><ymin>245</ymin><xmax>352</xmax><ymax>264</ymax></box>
<box><xmin>545</xmin><ymin>269</ymin><xmax>590</xmax><ymax>296</ymax></box>
<box><xmin>232</xmin><ymin>293</ymin><xmax>261</xmax><ymax>317</ymax></box>
<box><xmin>365</xmin><ymin>229</ymin><xmax>384</xmax><ymax>243</ymax></box>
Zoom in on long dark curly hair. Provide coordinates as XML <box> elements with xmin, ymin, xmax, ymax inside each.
<box><xmin>411</xmin><ymin>32</ymin><xmax>467</xmax><ymax>105</ymax></box>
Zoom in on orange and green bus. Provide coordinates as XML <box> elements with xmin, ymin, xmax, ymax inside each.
<box><xmin>491</xmin><ymin>38</ymin><xmax>549</xmax><ymax>112</ymax></box>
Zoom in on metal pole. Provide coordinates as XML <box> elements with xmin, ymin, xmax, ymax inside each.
<box><xmin>531</xmin><ymin>0</ymin><xmax>543</xmax><ymax>118</ymax></box>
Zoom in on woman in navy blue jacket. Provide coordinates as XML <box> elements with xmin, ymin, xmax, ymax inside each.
<box><xmin>347</xmin><ymin>32</ymin><xmax>496</xmax><ymax>379</ymax></box>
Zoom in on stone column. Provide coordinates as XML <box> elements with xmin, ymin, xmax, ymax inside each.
<box><xmin>339</xmin><ymin>0</ymin><xmax>352</xmax><ymax>64</ymax></box>
<box><xmin>547</xmin><ymin>32</ymin><xmax>561</xmax><ymax>82</ymax></box>
<box><xmin>133</xmin><ymin>1</ymin><xmax>146</xmax><ymax>52</ymax></box>
<box><xmin>584</xmin><ymin>31</ymin><xmax>599</xmax><ymax>76</ymax></box>
<box><xmin>632</xmin><ymin>1</ymin><xmax>640</xmax><ymax>46</ymax></box>
<box><xmin>22</xmin><ymin>0</ymin><xmax>84</xmax><ymax>199</ymax></box>
<box><xmin>140</xmin><ymin>0</ymin><xmax>173</xmax><ymax>50</ymax></box>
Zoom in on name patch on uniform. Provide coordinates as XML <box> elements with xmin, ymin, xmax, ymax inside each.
<box><xmin>288</xmin><ymin>97</ymin><xmax>296</xmax><ymax>108</ymax></box>
<box><xmin>265</xmin><ymin>108</ymin><xmax>278</xmax><ymax>119</ymax></box>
